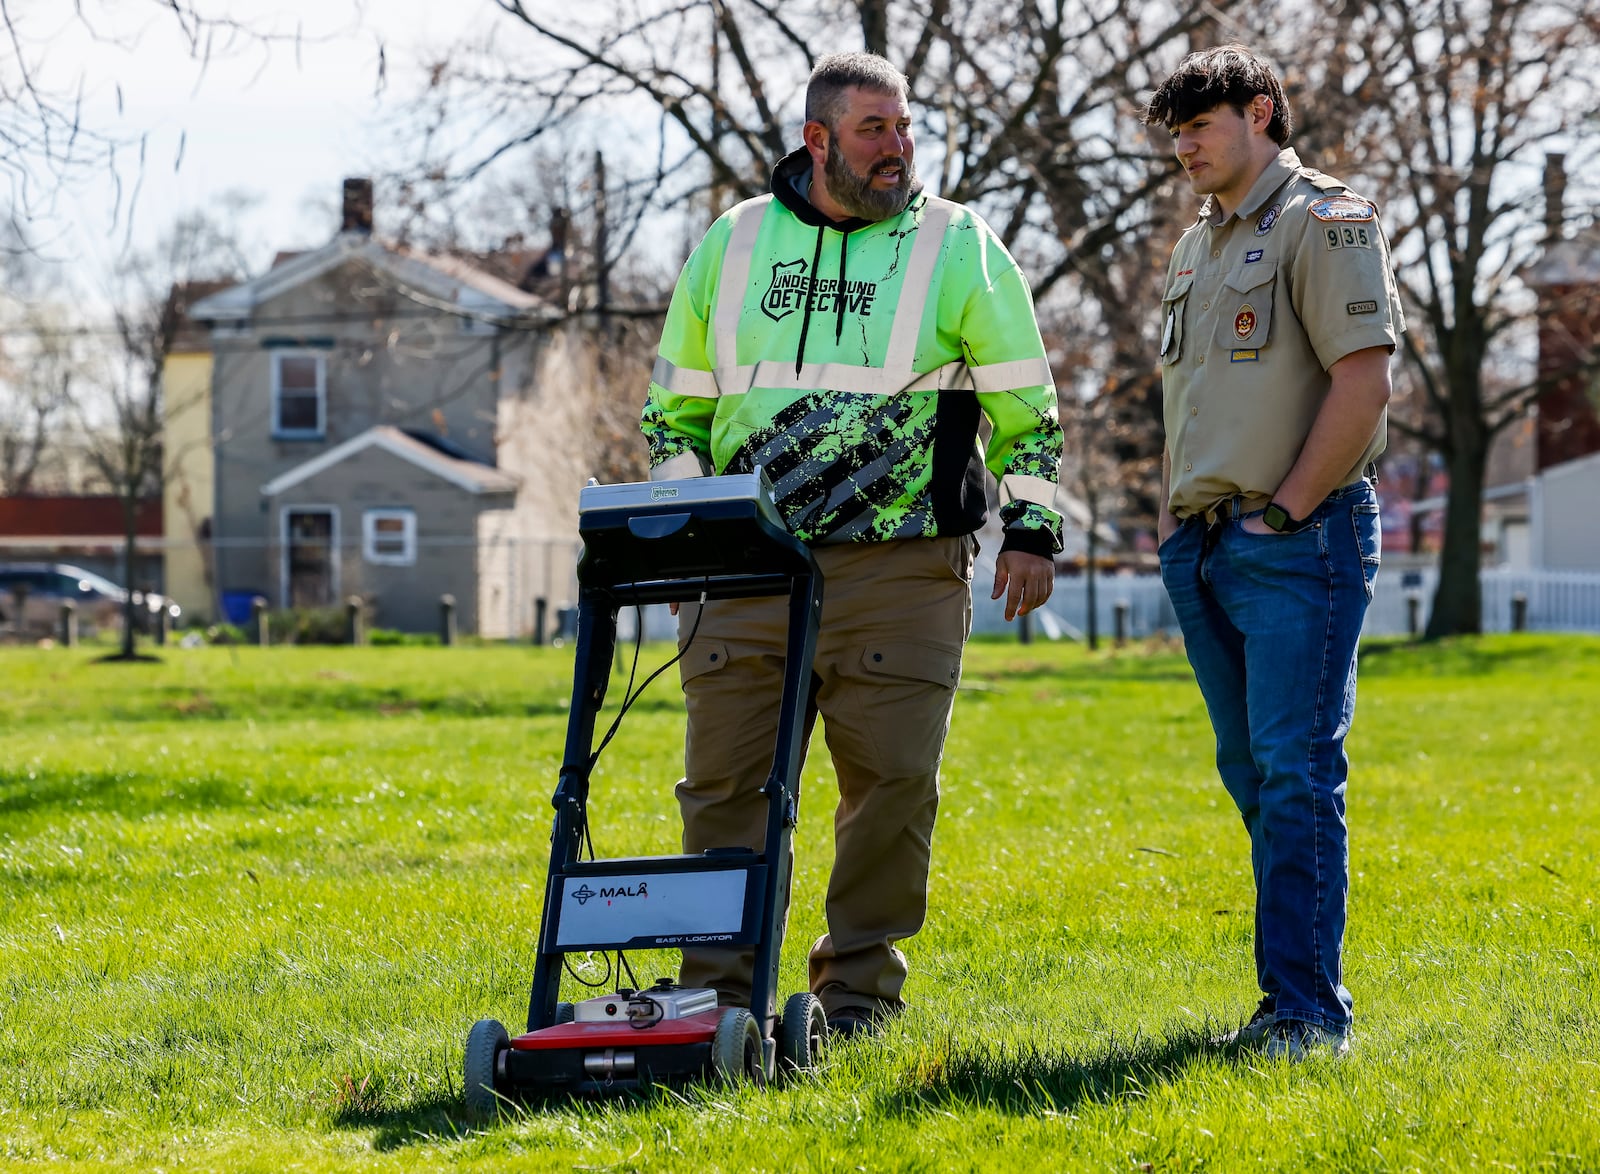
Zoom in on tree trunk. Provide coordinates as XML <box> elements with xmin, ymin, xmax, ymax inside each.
<box><xmin>859</xmin><ymin>0</ymin><xmax>888</xmax><ymax>57</ymax></box>
<box><xmin>1425</xmin><ymin>368</ymin><xmax>1489</xmax><ymax>638</ymax></box>
<box><xmin>119</xmin><ymin>491</ymin><xmax>139</xmax><ymax>658</ymax></box>
<box><xmin>1085</xmin><ymin>498</ymin><xmax>1099</xmax><ymax>651</ymax></box>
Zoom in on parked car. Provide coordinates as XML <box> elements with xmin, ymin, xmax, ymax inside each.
<box><xmin>0</xmin><ymin>562</ymin><xmax>181</xmax><ymax>638</ymax></box>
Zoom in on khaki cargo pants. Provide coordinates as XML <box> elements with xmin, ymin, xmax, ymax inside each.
<box><xmin>674</xmin><ymin>534</ymin><xmax>974</xmax><ymax>1017</ymax></box>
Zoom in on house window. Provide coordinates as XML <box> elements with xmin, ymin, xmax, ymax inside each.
<box><xmin>363</xmin><ymin>509</ymin><xmax>416</xmax><ymax>566</ymax></box>
<box><xmin>273</xmin><ymin>353</ymin><xmax>326</xmax><ymax>438</ymax></box>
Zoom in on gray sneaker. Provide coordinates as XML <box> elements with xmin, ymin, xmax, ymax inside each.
<box><xmin>1214</xmin><ymin>997</ymin><xmax>1275</xmax><ymax>1049</ymax></box>
<box><xmin>1263</xmin><ymin>1019</ymin><xmax>1351</xmax><ymax>1061</ymax></box>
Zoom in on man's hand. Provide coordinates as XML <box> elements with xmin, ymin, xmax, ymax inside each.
<box><xmin>1158</xmin><ymin>510</ymin><xmax>1180</xmax><ymax>548</ymax></box>
<box><xmin>991</xmin><ymin>551</ymin><xmax>1055</xmax><ymax>621</ymax></box>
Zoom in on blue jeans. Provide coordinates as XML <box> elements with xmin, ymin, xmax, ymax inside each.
<box><xmin>1159</xmin><ymin>480</ymin><xmax>1380</xmax><ymax>1033</ymax></box>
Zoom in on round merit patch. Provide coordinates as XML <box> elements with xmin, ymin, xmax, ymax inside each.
<box><xmin>1235</xmin><ymin>306</ymin><xmax>1257</xmax><ymax>340</ymax></box>
<box><xmin>1255</xmin><ymin>204</ymin><xmax>1281</xmax><ymax>236</ymax></box>
<box><xmin>1310</xmin><ymin>196</ymin><xmax>1375</xmax><ymax>222</ymax></box>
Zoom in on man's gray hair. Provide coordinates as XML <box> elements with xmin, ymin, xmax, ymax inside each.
<box><xmin>805</xmin><ymin>52</ymin><xmax>909</xmax><ymax>130</ymax></box>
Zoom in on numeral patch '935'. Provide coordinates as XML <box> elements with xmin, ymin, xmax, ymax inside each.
<box><xmin>1324</xmin><ymin>225</ymin><xmax>1372</xmax><ymax>250</ymax></box>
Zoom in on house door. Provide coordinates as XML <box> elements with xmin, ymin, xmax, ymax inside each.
<box><xmin>284</xmin><ymin>508</ymin><xmax>337</xmax><ymax>608</ymax></box>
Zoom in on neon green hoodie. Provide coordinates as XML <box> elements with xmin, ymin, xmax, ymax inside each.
<box><xmin>642</xmin><ymin>149</ymin><xmax>1063</xmax><ymax>555</ymax></box>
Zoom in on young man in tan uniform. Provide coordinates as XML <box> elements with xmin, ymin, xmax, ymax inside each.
<box><xmin>1145</xmin><ymin>44</ymin><xmax>1404</xmax><ymax>1060</ymax></box>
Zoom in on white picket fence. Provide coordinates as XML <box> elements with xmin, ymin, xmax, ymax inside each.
<box><xmin>617</xmin><ymin>564</ymin><xmax>1600</xmax><ymax>646</ymax></box>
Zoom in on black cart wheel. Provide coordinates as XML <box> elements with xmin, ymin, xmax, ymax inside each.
<box><xmin>554</xmin><ymin>1001</ymin><xmax>576</xmax><ymax>1025</ymax></box>
<box><xmin>777</xmin><ymin>992</ymin><xmax>826</xmax><ymax>1077</ymax></box>
<box><xmin>464</xmin><ymin>1018</ymin><xmax>509</xmax><ymax>1115</ymax></box>
<box><xmin>710</xmin><ymin>1007</ymin><xmax>765</xmax><ymax>1087</ymax></box>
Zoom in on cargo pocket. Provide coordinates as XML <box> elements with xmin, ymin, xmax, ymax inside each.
<box><xmin>845</xmin><ymin>642</ymin><xmax>964</xmax><ymax>778</ymax></box>
<box><xmin>680</xmin><ymin>639</ymin><xmax>780</xmax><ymax>782</ymax></box>
<box><xmin>679</xmin><ymin>640</ymin><xmax>732</xmax><ymax>687</ymax></box>
<box><xmin>1159</xmin><ymin>275</ymin><xmax>1193</xmax><ymax>366</ymax></box>
<box><xmin>1215</xmin><ymin>261</ymin><xmax>1277</xmax><ymax>351</ymax></box>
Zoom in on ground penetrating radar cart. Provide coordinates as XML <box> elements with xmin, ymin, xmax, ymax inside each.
<box><xmin>464</xmin><ymin>471</ymin><xmax>825</xmax><ymax>1108</ymax></box>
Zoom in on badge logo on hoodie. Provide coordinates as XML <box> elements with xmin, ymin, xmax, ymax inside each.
<box><xmin>761</xmin><ymin>258</ymin><xmax>879</xmax><ymax>323</ymax></box>
<box><xmin>762</xmin><ymin>259</ymin><xmax>810</xmax><ymax>322</ymax></box>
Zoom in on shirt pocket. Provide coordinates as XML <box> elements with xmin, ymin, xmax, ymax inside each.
<box><xmin>1159</xmin><ymin>274</ymin><xmax>1194</xmax><ymax>366</ymax></box>
<box><xmin>1215</xmin><ymin>261</ymin><xmax>1277</xmax><ymax>351</ymax></box>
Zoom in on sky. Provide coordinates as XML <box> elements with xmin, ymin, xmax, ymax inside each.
<box><xmin>33</xmin><ymin>0</ymin><xmax>504</xmax><ymax>286</ymax></box>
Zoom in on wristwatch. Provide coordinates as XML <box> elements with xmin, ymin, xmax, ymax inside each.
<box><xmin>1262</xmin><ymin>501</ymin><xmax>1309</xmax><ymax>533</ymax></box>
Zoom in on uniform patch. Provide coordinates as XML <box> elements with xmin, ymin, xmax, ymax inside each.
<box><xmin>1347</xmin><ymin>300</ymin><xmax>1379</xmax><ymax>315</ymax></box>
<box><xmin>1234</xmin><ymin>306</ymin><xmax>1257</xmax><ymax>340</ymax></box>
<box><xmin>1255</xmin><ymin>205</ymin><xmax>1281</xmax><ymax>236</ymax></box>
<box><xmin>1245</xmin><ymin>249</ymin><xmax>1264</xmax><ymax>263</ymax></box>
<box><xmin>1230</xmin><ymin>349</ymin><xmax>1259</xmax><ymax>362</ymax></box>
<box><xmin>1309</xmin><ymin>196</ymin><xmax>1375</xmax><ymax>222</ymax></box>
<box><xmin>1323</xmin><ymin>223</ymin><xmax>1373</xmax><ymax>250</ymax></box>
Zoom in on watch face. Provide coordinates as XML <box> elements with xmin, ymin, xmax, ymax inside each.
<box><xmin>1264</xmin><ymin>504</ymin><xmax>1289</xmax><ymax>532</ymax></box>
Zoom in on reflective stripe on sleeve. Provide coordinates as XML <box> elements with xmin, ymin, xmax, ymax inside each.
<box><xmin>999</xmin><ymin>472</ymin><xmax>1059</xmax><ymax>508</ymax></box>
<box><xmin>970</xmin><ymin>356</ymin><xmax>1055</xmax><ymax>394</ymax></box>
<box><xmin>651</xmin><ymin>356</ymin><xmax>720</xmax><ymax>399</ymax></box>
<box><xmin>651</xmin><ymin>452</ymin><xmax>710</xmax><ymax>481</ymax></box>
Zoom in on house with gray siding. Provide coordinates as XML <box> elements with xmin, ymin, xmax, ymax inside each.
<box><xmin>188</xmin><ymin>179</ymin><xmax>593</xmax><ymax>637</ymax></box>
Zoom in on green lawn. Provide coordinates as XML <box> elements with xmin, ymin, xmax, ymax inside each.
<box><xmin>2</xmin><ymin>635</ymin><xmax>1597</xmax><ymax>1171</ymax></box>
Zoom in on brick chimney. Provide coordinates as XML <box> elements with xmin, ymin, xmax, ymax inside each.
<box><xmin>341</xmin><ymin>177</ymin><xmax>374</xmax><ymax>235</ymax></box>
<box><xmin>1544</xmin><ymin>153</ymin><xmax>1566</xmax><ymax>247</ymax></box>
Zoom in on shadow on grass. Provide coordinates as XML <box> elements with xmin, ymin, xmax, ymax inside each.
<box><xmin>74</xmin><ymin>687</ymin><xmax>687</xmax><ymax>725</ymax></box>
<box><xmin>1357</xmin><ymin>633</ymin><xmax>1596</xmax><ymax>677</ymax></box>
<box><xmin>881</xmin><ymin>1027</ymin><xmax>1220</xmax><ymax>1117</ymax></box>
<box><xmin>331</xmin><ymin>1092</ymin><xmax>480</xmax><ymax>1151</ymax></box>
<box><xmin>0</xmin><ymin>767</ymin><xmax>257</xmax><ymax>819</ymax></box>
<box><xmin>333</xmin><ymin>1086</ymin><xmax>672</xmax><ymax>1151</ymax></box>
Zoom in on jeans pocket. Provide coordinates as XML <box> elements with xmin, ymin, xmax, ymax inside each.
<box><xmin>1352</xmin><ymin>505</ymin><xmax>1381</xmax><ymax>600</ymax></box>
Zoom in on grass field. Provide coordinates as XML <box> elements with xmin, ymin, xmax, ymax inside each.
<box><xmin>2</xmin><ymin>634</ymin><xmax>1597</xmax><ymax>1171</ymax></box>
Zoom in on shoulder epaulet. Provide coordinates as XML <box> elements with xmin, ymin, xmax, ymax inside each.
<box><xmin>1297</xmin><ymin>167</ymin><xmax>1350</xmax><ymax>194</ymax></box>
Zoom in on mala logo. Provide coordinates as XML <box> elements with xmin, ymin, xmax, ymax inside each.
<box><xmin>760</xmin><ymin>258</ymin><xmax>879</xmax><ymax>322</ymax></box>
<box><xmin>571</xmin><ymin>882</ymin><xmax>649</xmax><ymax>906</ymax></box>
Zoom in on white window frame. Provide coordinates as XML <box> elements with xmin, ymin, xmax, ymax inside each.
<box><xmin>363</xmin><ymin>508</ymin><xmax>417</xmax><ymax>566</ymax></box>
<box><xmin>271</xmin><ymin>351</ymin><xmax>327</xmax><ymax>439</ymax></box>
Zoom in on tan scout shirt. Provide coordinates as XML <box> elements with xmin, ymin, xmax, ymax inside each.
<box><xmin>1160</xmin><ymin>148</ymin><xmax>1405</xmax><ymax>518</ymax></box>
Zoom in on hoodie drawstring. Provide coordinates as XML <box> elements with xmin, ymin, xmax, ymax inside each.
<box><xmin>794</xmin><ymin>224</ymin><xmax>827</xmax><ymax>378</ymax></box>
<box><xmin>838</xmin><ymin>231</ymin><xmax>851</xmax><ymax>345</ymax></box>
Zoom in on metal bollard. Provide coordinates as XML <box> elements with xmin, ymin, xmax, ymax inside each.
<box><xmin>156</xmin><ymin>604</ymin><xmax>169</xmax><ymax>647</ymax></box>
<box><xmin>1511</xmin><ymin>592</ymin><xmax>1528</xmax><ymax>632</ymax></box>
<box><xmin>252</xmin><ymin>596</ymin><xmax>269</xmax><ymax>647</ymax></box>
<box><xmin>346</xmin><ymin>595</ymin><xmax>364</xmax><ymax>646</ymax></box>
<box><xmin>1018</xmin><ymin>610</ymin><xmax>1032</xmax><ymax>644</ymax></box>
<box><xmin>59</xmin><ymin>600</ymin><xmax>77</xmax><ymax>648</ymax></box>
<box><xmin>1406</xmin><ymin>592</ymin><xmax>1422</xmax><ymax>637</ymax></box>
<box><xmin>533</xmin><ymin>597</ymin><xmax>547</xmax><ymax>646</ymax></box>
<box><xmin>440</xmin><ymin>594</ymin><xmax>457</xmax><ymax>646</ymax></box>
<box><xmin>1113</xmin><ymin>600</ymin><xmax>1130</xmax><ymax>648</ymax></box>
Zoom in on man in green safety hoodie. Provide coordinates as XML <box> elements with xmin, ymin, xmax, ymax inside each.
<box><xmin>641</xmin><ymin>51</ymin><xmax>1065</xmax><ymax>1040</ymax></box>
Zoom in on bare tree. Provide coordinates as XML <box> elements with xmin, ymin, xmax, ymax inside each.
<box><xmin>74</xmin><ymin>209</ymin><xmax>250</xmax><ymax>658</ymax></box>
<box><xmin>1271</xmin><ymin>0</ymin><xmax>1600</xmax><ymax>637</ymax></box>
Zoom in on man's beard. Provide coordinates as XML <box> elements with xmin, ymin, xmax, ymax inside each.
<box><xmin>824</xmin><ymin>136</ymin><xmax>916</xmax><ymax>221</ymax></box>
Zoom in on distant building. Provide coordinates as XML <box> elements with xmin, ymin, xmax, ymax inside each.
<box><xmin>174</xmin><ymin>178</ymin><xmax>603</xmax><ymax>635</ymax></box>
<box><xmin>1523</xmin><ymin>153</ymin><xmax>1600</xmax><ymax>471</ymax></box>
<box><xmin>0</xmin><ymin>496</ymin><xmax>163</xmax><ymax>587</ymax></box>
